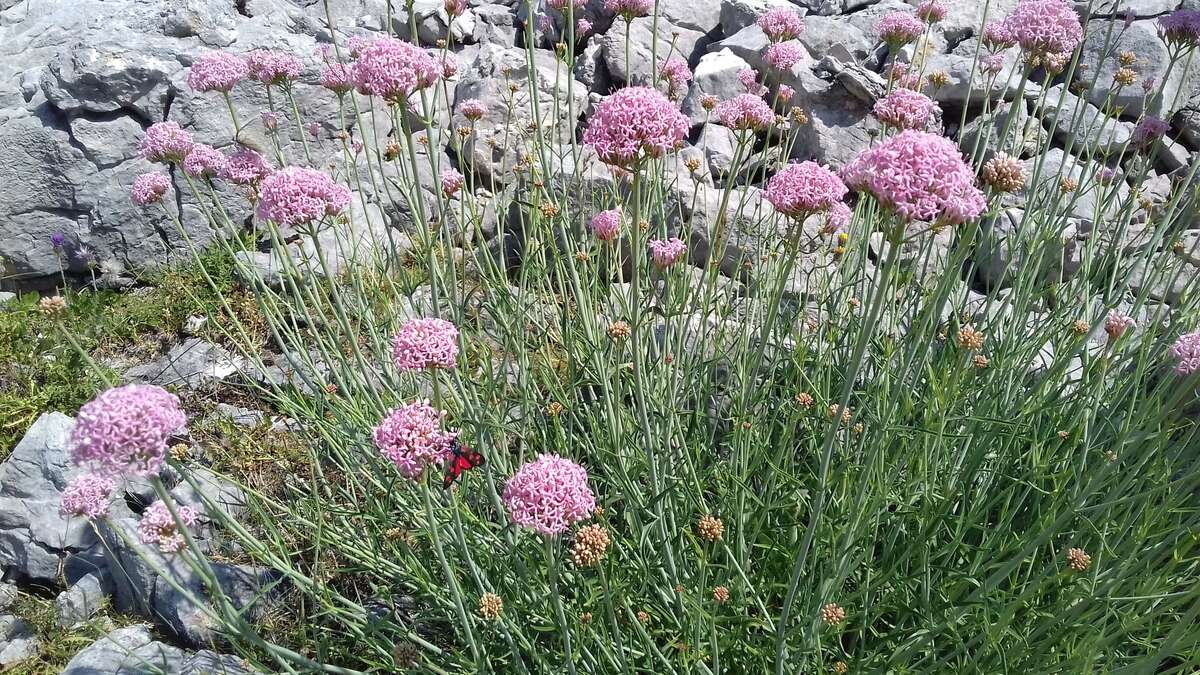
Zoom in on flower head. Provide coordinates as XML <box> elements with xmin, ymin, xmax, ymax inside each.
<box><xmin>778</xmin><ymin>84</ymin><xmax>795</xmax><ymax>102</ymax></box>
<box><xmin>459</xmin><ymin>98</ymin><xmax>487</xmax><ymax>120</ymax></box>
<box><xmin>137</xmin><ymin>500</ymin><xmax>199</xmax><ymax>553</ymax></box>
<box><xmin>981</xmin><ymin>152</ymin><xmax>1026</xmax><ymax>193</ymax></box>
<box><xmin>372</xmin><ymin>401</ymin><xmax>457</xmax><ymax>479</ymax></box>
<box><xmin>478</xmin><ymin>593</ymin><xmax>503</xmax><ymax>620</ymax></box>
<box><xmin>182</xmin><ymin>144</ymin><xmax>227</xmax><ymax>179</ymax></box>
<box><xmin>583</xmin><ymin>87</ymin><xmax>690</xmax><ymax>168</ymax></box>
<box><xmin>658</xmin><ymin>57</ymin><xmax>693</xmax><ymax>98</ymax></box>
<box><xmin>576</xmin><ymin>18</ymin><xmax>593</xmax><ymax>35</ymax></box>
<box><xmin>715</xmin><ymin>93</ymin><xmax>775</xmax><ymax>131</ymax></box>
<box><xmin>220</xmin><ymin>149</ymin><xmax>272</xmax><ymax>185</ymax></box>
<box><xmin>571</xmin><ymin>524</ymin><xmax>611</xmax><ymax>567</ymax></box>
<box><xmin>1066</xmin><ymin>547</ymin><xmax>1091</xmax><ymax>571</ymax></box>
<box><xmin>260</xmin><ymin>111</ymin><xmax>279</xmax><ymax>131</ymax></box>
<box><xmin>876</xmin><ymin>12</ymin><xmax>925</xmax><ymax>46</ymax></box>
<box><xmin>188</xmin><ymin>51</ymin><xmax>248</xmax><ymax>93</ymax></box>
<box><xmin>352</xmin><ymin>37</ymin><xmax>441</xmax><ymax>102</ymax></box>
<box><xmin>765</xmin><ymin>161</ymin><xmax>848</xmax><ymax>218</ymax></box>
<box><xmin>1104</xmin><ymin>311</ymin><xmax>1135</xmax><ymax>342</ymax></box>
<box><xmin>1002</xmin><ymin>0</ymin><xmax>1083</xmax><ymax>57</ymax></box>
<box><xmin>246</xmin><ymin>49</ymin><xmax>303</xmax><ymax>85</ymax></box>
<box><xmin>757</xmin><ymin>7</ymin><xmax>805</xmax><ymax>42</ymax></box>
<box><xmin>69</xmin><ymin>384</ymin><xmax>187</xmax><ymax>477</ymax></box>
<box><xmin>983</xmin><ymin>21</ymin><xmax>1016</xmax><ymax>49</ymax></box>
<box><xmin>648</xmin><ymin>238</ymin><xmax>687</xmax><ymax>268</ymax></box>
<box><xmin>764</xmin><ymin>41</ymin><xmax>806</xmax><ymax>71</ymax></box>
<box><xmin>139</xmin><ymin>121</ymin><xmax>194</xmax><ymax>164</ymax></box>
<box><xmin>917</xmin><ymin>0</ymin><xmax>946</xmax><ymax>23</ymax></box>
<box><xmin>59</xmin><ymin>474</ymin><xmax>117</xmax><ymax>519</ymax></box>
<box><xmin>738</xmin><ymin>68</ymin><xmax>767</xmax><ymax>96</ymax></box>
<box><xmin>1133</xmin><ymin>116</ymin><xmax>1170</xmax><ymax>145</ymax></box>
<box><xmin>820</xmin><ymin>602</ymin><xmax>846</xmax><ymax>625</ymax></box>
<box><xmin>320</xmin><ymin>62</ymin><xmax>355</xmax><ymax>93</ymax></box>
<box><xmin>503</xmin><ymin>454</ymin><xmax>596</xmax><ymax>536</ymax></box>
<box><xmin>840</xmin><ymin>130</ymin><xmax>986</xmax><ymax>226</ymax></box>
<box><xmin>872</xmin><ymin>88</ymin><xmax>940</xmax><ymax>130</ymax></box>
<box><xmin>256</xmin><ymin>167</ymin><xmax>352</xmax><ymax>227</ymax></box>
<box><xmin>591</xmin><ymin>209</ymin><xmax>622</xmax><ymax>241</ymax></box>
<box><xmin>605</xmin><ymin>0</ymin><xmax>653</xmax><ymax>21</ymax></box>
<box><xmin>440</xmin><ymin>168</ymin><xmax>465</xmax><ymax>196</ymax></box>
<box><xmin>697</xmin><ymin>514</ymin><xmax>724</xmax><ymax>541</ymax></box>
<box><xmin>1159</xmin><ymin>9</ymin><xmax>1200</xmax><ymax>49</ymax></box>
<box><xmin>1169</xmin><ymin>331</ymin><xmax>1200</xmax><ymax>375</ymax></box>
<box><xmin>131</xmin><ymin>173</ymin><xmax>172</xmax><ymax>206</ymax></box>
<box><xmin>981</xmin><ymin>53</ymin><xmax>1007</xmax><ymax>75</ymax></box>
<box><xmin>392</xmin><ymin>318</ymin><xmax>459</xmax><ymax>371</ymax></box>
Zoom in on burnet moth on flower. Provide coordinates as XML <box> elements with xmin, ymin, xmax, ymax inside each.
<box><xmin>443</xmin><ymin>438</ymin><xmax>485</xmax><ymax>489</ymax></box>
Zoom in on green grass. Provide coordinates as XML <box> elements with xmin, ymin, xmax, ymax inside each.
<box><xmin>0</xmin><ymin>246</ymin><xmax>263</xmax><ymax>455</ymax></box>
<box><xmin>5</xmin><ymin>590</ymin><xmax>135</xmax><ymax>675</ymax></box>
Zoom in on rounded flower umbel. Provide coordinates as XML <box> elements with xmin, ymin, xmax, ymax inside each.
<box><xmin>1158</xmin><ymin>9</ymin><xmax>1200</xmax><ymax>50</ymax></box>
<box><xmin>875</xmin><ymin>12</ymin><xmax>925</xmax><ymax>46</ymax></box>
<box><xmin>583</xmin><ymin>87</ymin><xmax>690</xmax><ymax>168</ymax></box>
<box><xmin>605</xmin><ymin>0</ymin><xmax>652</xmax><ymax>21</ymax></box>
<box><xmin>256</xmin><ymin>167</ymin><xmax>352</xmax><ymax>227</ymax></box>
<box><xmin>246</xmin><ymin>49</ymin><xmax>303</xmax><ymax>85</ymax></box>
<box><xmin>764</xmin><ymin>41</ymin><xmax>806</xmax><ymax>71</ymax></box>
<box><xmin>221</xmin><ymin>149</ymin><xmax>272</xmax><ymax>185</ymax></box>
<box><xmin>757</xmin><ymin>7</ymin><xmax>805</xmax><ymax>42</ymax></box>
<box><xmin>765</xmin><ymin>161</ymin><xmax>848</xmax><ymax>219</ymax></box>
<box><xmin>188</xmin><ymin>51</ymin><xmax>248</xmax><ymax>93</ymax></box>
<box><xmin>352</xmin><ymin>37</ymin><xmax>441</xmax><ymax>102</ymax></box>
<box><xmin>60</xmin><ymin>474</ymin><xmax>117</xmax><ymax>519</ymax></box>
<box><xmin>139</xmin><ymin>121</ymin><xmax>194</xmax><ymax>164</ymax></box>
<box><xmin>440</xmin><ymin>169</ymin><xmax>465</xmax><ymax>197</ymax></box>
<box><xmin>1169</xmin><ymin>331</ymin><xmax>1200</xmax><ymax>375</ymax></box>
<box><xmin>372</xmin><ymin>401</ymin><xmax>457</xmax><ymax>480</ymax></box>
<box><xmin>1104</xmin><ymin>311</ymin><xmax>1135</xmax><ymax>342</ymax></box>
<box><xmin>840</xmin><ymin>130</ymin><xmax>986</xmax><ymax>228</ymax></box>
<box><xmin>715</xmin><ymin>93</ymin><xmax>775</xmax><ymax>132</ymax></box>
<box><xmin>132</xmin><ymin>173</ymin><xmax>172</xmax><ymax>206</ymax></box>
<box><xmin>392</xmin><ymin>318</ymin><xmax>459</xmax><ymax>372</ymax></box>
<box><xmin>69</xmin><ymin>384</ymin><xmax>187</xmax><ymax>477</ymax></box>
<box><xmin>1002</xmin><ymin>0</ymin><xmax>1083</xmax><ymax>58</ymax></box>
<box><xmin>138</xmin><ymin>500</ymin><xmax>199</xmax><ymax>554</ymax></box>
<box><xmin>183</xmin><ymin>144</ymin><xmax>227</xmax><ymax>179</ymax></box>
<box><xmin>503</xmin><ymin>453</ymin><xmax>596</xmax><ymax>536</ymax></box>
<box><xmin>648</xmin><ymin>238</ymin><xmax>687</xmax><ymax>268</ymax></box>
<box><xmin>591</xmin><ymin>209</ymin><xmax>622</xmax><ymax>242</ymax></box>
<box><xmin>873</xmin><ymin>88</ymin><xmax>940</xmax><ymax>131</ymax></box>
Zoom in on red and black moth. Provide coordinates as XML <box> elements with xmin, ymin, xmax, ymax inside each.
<box><xmin>442</xmin><ymin>439</ymin><xmax>485</xmax><ymax>488</ymax></box>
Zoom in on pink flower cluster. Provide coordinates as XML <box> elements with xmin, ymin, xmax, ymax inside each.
<box><xmin>764</xmin><ymin>41</ymin><xmax>806</xmax><ymax>71</ymax></box>
<box><xmin>59</xmin><ymin>474</ymin><xmax>116</xmax><ymax>519</ymax></box>
<box><xmin>876</xmin><ymin>12</ymin><xmax>925</xmax><ymax>45</ymax></box>
<box><xmin>583</xmin><ymin>87</ymin><xmax>689</xmax><ymax>168</ymax></box>
<box><xmin>441</xmin><ymin>168</ymin><xmax>465</xmax><ymax>196</ymax></box>
<box><xmin>1169</xmin><ymin>331</ymin><xmax>1200</xmax><ymax>375</ymax></box>
<box><xmin>220</xmin><ymin>149</ymin><xmax>272</xmax><ymax>185</ymax></box>
<box><xmin>1104</xmin><ymin>311</ymin><xmax>1135</xmax><ymax>341</ymax></box>
<box><xmin>1002</xmin><ymin>0</ymin><xmax>1082</xmax><ymax>57</ymax></box>
<box><xmin>591</xmin><ymin>209</ymin><xmax>622</xmax><ymax>241</ymax></box>
<box><xmin>69</xmin><ymin>384</ymin><xmax>187</xmax><ymax>477</ymax></box>
<box><xmin>715</xmin><ymin>93</ymin><xmax>775</xmax><ymax>132</ymax></box>
<box><xmin>548</xmin><ymin>0</ymin><xmax>586</xmax><ymax>9</ymax></box>
<box><xmin>246</xmin><ymin>49</ymin><xmax>303</xmax><ymax>85</ymax></box>
<box><xmin>138</xmin><ymin>500</ymin><xmax>199</xmax><ymax>553</ymax></box>
<box><xmin>917</xmin><ymin>0</ymin><xmax>946</xmax><ymax>23</ymax></box>
<box><xmin>372</xmin><ymin>401</ymin><xmax>457</xmax><ymax>479</ymax></box>
<box><xmin>459</xmin><ymin>98</ymin><xmax>487</xmax><ymax>120</ymax></box>
<box><xmin>188</xmin><ymin>51</ymin><xmax>249</xmax><ymax>93</ymax></box>
<box><xmin>132</xmin><ymin>173</ymin><xmax>171</xmax><ymax>206</ymax></box>
<box><xmin>659</xmin><ymin>57</ymin><xmax>692</xmax><ymax>98</ymax></box>
<box><xmin>841</xmin><ymin>130</ymin><xmax>986</xmax><ymax>226</ymax></box>
<box><xmin>1159</xmin><ymin>9</ymin><xmax>1200</xmax><ymax>48</ymax></box>
<box><xmin>352</xmin><ymin>37</ymin><xmax>441</xmax><ymax>102</ymax></box>
<box><xmin>648</xmin><ymin>238</ymin><xmax>687</xmax><ymax>268</ymax></box>
<box><xmin>983</xmin><ymin>21</ymin><xmax>1016</xmax><ymax>49</ymax></box>
<box><xmin>827</xmin><ymin>202</ymin><xmax>852</xmax><ymax>232</ymax></box>
<box><xmin>256</xmin><ymin>167</ymin><xmax>352</xmax><ymax>227</ymax></box>
<box><xmin>320</xmin><ymin>62</ymin><xmax>355</xmax><ymax>93</ymax></box>
<box><xmin>502</xmin><ymin>453</ymin><xmax>596</xmax><ymax>536</ymax></box>
<box><xmin>392</xmin><ymin>317</ymin><xmax>459</xmax><ymax>371</ymax></box>
<box><xmin>605</xmin><ymin>0</ymin><xmax>652</xmax><ymax>20</ymax></box>
<box><xmin>873</xmin><ymin>88</ymin><xmax>940</xmax><ymax>130</ymax></box>
<box><xmin>765</xmin><ymin>161</ymin><xmax>848</xmax><ymax>218</ymax></box>
<box><xmin>139</xmin><ymin>122</ymin><xmax>194</xmax><ymax>164</ymax></box>
<box><xmin>183</xmin><ymin>144</ymin><xmax>227</xmax><ymax>179</ymax></box>
<box><xmin>757</xmin><ymin>7</ymin><xmax>805</xmax><ymax>42</ymax></box>
<box><xmin>1134</xmin><ymin>116</ymin><xmax>1170</xmax><ymax>145</ymax></box>
<box><xmin>738</xmin><ymin>68</ymin><xmax>768</xmax><ymax>96</ymax></box>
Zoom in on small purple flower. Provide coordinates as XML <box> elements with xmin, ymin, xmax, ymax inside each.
<box><xmin>50</xmin><ymin>232</ymin><xmax>66</xmax><ymax>248</ymax></box>
<box><xmin>1169</xmin><ymin>331</ymin><xmax>1200</xmax><ymax>375</ymax></box>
